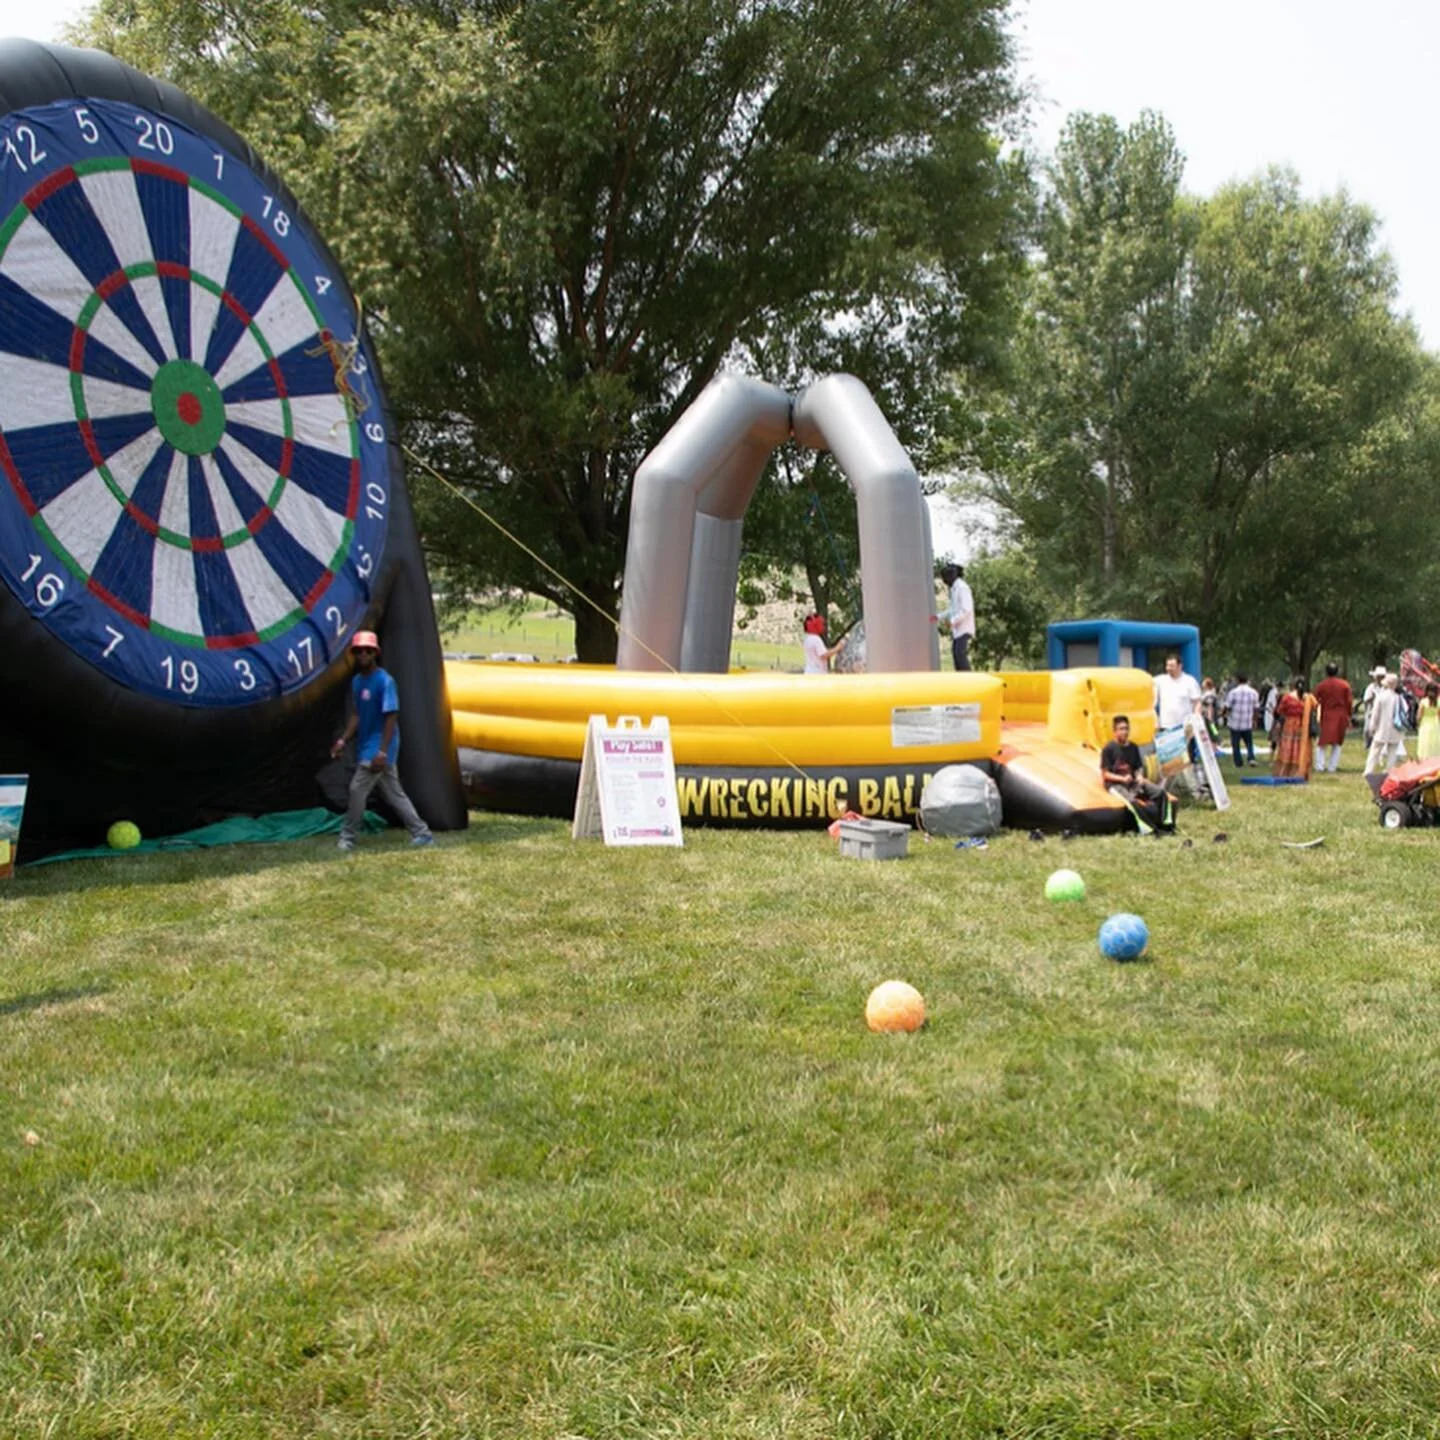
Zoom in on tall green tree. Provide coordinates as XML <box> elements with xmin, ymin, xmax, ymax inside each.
<box><xmin>1157</xmin><ymin>172</ymin><xmax>1419</xmax><ymax>642</ymax></box>
<box><xmin>79</xmin><ymin>0</ymin><xmax>1028</xmax><ymax>659</ymax></box>
<box><xmin>736</xmin><ymin>450</ymin><xmax>863</xmax><ymax>638</ymax></box>
<box><xmin>1223</xmin><ymin>357</ymin><xmax>1440</xmax><ymax>675</ymax></box>
<box><xmin>970</xmin><ymin>111</ymin><xmax>1427</xmax><ymax>666</ymax></box>
<box><xmin>976</xmin><ymin>112</ymin><xmax>1193</xmax><ymax>595</ymax></box>
<box><xmin>965</xmin><ymin>544</ymin><xmax>1056</xmax><ymax>669</ymax></box>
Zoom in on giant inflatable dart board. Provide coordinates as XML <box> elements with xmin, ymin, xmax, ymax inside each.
<box><xmin>0</xmin><ymin>41</ymin><xmax>464</xmax><ymax>857</ymax></box>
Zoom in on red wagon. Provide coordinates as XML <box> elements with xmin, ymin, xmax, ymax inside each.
<box><xmin>1376</xmin><ymin>757</ymin><xmax>1440</xmax><ymax>830</ymax></box>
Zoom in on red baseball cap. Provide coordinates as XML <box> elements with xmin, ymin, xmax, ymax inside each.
<box><xmin>351</xmin><ymin>630</ymin><xmax>380</xmax><ymax>651</ymax></box>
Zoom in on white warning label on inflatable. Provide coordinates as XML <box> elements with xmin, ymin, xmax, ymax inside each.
<box><xmin>890</xmin><ymin>704</ymin><xmax>982</xmax><ymax>748</ymax></box>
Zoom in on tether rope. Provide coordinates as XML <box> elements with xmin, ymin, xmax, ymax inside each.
<box><xmin>403</xmin><ymin>444</ymin><xmax>822</xmax><ymax>785</ymax></box>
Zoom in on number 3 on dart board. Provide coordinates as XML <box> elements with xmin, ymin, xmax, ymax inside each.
<box><xmin>0</xmin><ymin>97</ymin><xmax>389</xmax><ymax>706</ymax></box>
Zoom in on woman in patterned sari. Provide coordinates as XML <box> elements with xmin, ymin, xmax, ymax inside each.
<box><xmin>1271</xmin><ymin>677</ymin><xmax>1316</xmax><ymax>780</ymax></box>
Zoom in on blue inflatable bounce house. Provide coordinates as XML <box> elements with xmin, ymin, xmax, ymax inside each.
<box><xmin>1047</xmin><ymin>620</ymin><xmax>1201</xmax><ymax>678</ymax></box>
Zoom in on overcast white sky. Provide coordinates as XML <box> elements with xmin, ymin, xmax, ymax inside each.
<box><xmin>8</xmin><ymin>0</ymin><xmax>1437</xmax><ymax>555</ymax></box>
<box><xmin>2</xmin><ymin>0</ymin><xmax>87</xmax><ymax>46</ymax></box>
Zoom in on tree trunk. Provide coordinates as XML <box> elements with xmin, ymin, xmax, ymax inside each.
<box><xmin>1282</xmin><ymin>621</ymin><xmax>1325</xmax><ymax>681</ymax></box>
<box><xmin>804</xmin><ymin>569</ymin><xmax>828</xmax><ymax>627</ymax></box>
<box><xmin>1100</xmin><ymin>452</ymin><xmax>1119</xmax><ymax>584</ymax></box>
<box><xmin>802</xmin><ymin>531</ymin><xmax>833</xmax><ymax>629</ymax></box>
<box><xmin>574</xmin><ymin>586</ymin><xmax>620</xmax><ymax>663</ymax></box>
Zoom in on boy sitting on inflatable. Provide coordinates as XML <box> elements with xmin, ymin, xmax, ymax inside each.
<box><xmin>1100</xmin><ymin>715</ymin><xmax>1176</xmax><ymax>835</ymax></box>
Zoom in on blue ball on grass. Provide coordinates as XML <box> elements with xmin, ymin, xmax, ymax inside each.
<box><xmin>1098</xmin><ymin>912</ymin><xmax>1149</xmax><ymax>962</ymax></box>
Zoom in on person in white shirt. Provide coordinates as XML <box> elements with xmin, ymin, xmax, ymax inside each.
<box><xmin>1261</xmin><ymin>679</ymin><xmax>1279</xmax><ymax>738</ymax></box>
<box><xmin>1364</xmin><ymin>673</ymin><xmax>1409</xmax><ymax>775</ymax></box>
<box><xmin>938</xmin><ymin>563</ymin><xmax>975</xmax><ymax>671</ymax></box>
<box><xmin>1361</xmin><ymin>665</ymin><xmax>1388</xmax><ymax>745</ymax></box>
<box><xmin>801</xmin><ymin>613</ymin><xmax>846</xmax><ymax>674</ymax></box>
<box><xmin>1153</xmin><ymin>651</ymin><xmax>1204</xmax><ymax>773</ymax></box>
<box><xmin>1153</xmin><ymin>653</ymin><xmax>1203</xmax><ymax>730</ymax></box>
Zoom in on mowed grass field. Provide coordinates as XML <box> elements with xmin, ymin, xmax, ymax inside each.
<box><xmin>442</xmin><ymin>601</ymin><xmax>805</xmax><ymax>671</ymax></box>
<box><xmin>5</xmin><ymin>747</ymin><xmax>1440</xmax><ymax>1437</ymax></box>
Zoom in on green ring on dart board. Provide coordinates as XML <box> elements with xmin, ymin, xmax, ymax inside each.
<box><xmin>150</xmin><ymin>358</ymin><xmax>227</xmax><ymax>455</ymax></box>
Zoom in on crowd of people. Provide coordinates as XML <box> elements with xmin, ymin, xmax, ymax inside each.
<box><xmin>802</xmin><ymin>568</ymin><xmax>1436</xmax><ymax>795</ymax></box>
<box><xmin>1190</xmin><ymin>661</ymin><xmax>1440</xmax><ymax>781</ymax></box>
<box><xmin>1099</xmin><ymin>651</ymin><xmax>1438</xmax><ymax>835</ymax></box>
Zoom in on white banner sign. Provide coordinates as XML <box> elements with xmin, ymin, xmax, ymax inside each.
<box><xmin>572</xmin><ymin>716</ymin><xmax>683</xmax><ymax>846</ymax></box>
<box><xmin>1186</xmin><ymin>715</ymin><xmax>1231</xmax><ymax>810</ymax></box>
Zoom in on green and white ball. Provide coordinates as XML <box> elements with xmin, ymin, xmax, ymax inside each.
<box><xmin>1044</xmin><ymin>868</ymin><xmax>1086</xmax><ymax>903</ymax></box>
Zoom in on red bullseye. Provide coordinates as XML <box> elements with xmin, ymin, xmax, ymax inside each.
<box><xmin>177</xmin><ymin>391</ymin><xmax>202</xmax><ymax>425</ymax></box>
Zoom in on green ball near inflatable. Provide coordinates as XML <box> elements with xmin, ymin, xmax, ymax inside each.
<box><xmin>1044</xmin><ymin>868</ymin><xmax>1086</xmax><ymax>903</ymax></box>
<box><xmin>107</xmin><ymin>821</ymin><xmax>142</xmax><ymax>851</ymax></box>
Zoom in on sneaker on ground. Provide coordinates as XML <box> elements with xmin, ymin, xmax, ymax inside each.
<box><xmin>337</xmin><ymin>838</ymin><xmax>354</xmax><ymax>852</ymax></box>
<box><xmin>411</xmin><ymin>833</ymin><xmax>435</xmax><ymax>848</ymax></box>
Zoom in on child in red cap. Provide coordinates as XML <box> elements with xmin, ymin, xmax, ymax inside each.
<box><xmin>801</xmin><ymin>613</ymin><xmax>846</xmax><ymax>673</ymax></box>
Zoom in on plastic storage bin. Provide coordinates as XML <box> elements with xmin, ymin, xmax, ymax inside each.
<box><xmin>837</xmin><ymin>818</ymin><xmax>910</xmax><ymax>861</ymax></box>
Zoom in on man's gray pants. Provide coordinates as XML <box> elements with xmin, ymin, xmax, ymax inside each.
<box><xmin>340</xmin><ymin>764</ymin><xmax>432</xmax><ymax>844</ymax></box>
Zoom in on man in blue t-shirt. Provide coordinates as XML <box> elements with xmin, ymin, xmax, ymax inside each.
<box><xmin>329</xmin><ymin>630</ymin><xmax>434</xmax><ymax>852</ymax></box>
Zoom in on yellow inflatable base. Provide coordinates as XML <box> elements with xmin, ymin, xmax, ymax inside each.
<box><xmin>448</xmin><ymin>663</ymin><xmax>1157</xmax><ymax>832</ymax></box>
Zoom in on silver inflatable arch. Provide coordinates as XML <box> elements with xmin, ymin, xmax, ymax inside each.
<box><xmin>617</xmin><ymin>373</ymin><xmax>940</xmax><ymax>673</ymax></box>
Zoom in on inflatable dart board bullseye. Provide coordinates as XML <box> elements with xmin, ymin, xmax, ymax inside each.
<box><xmin>0</xmin><ymin>40</ymin><xmax>464</xmax><ymax>857</ymax></box>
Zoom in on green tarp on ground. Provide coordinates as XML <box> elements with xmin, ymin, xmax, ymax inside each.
<box><xmin>26</xmin><ymin>808</ymin><xmax>387</xmax><ymax>866</ymax></box>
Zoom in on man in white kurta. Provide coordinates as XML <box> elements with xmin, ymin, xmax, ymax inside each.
<box><xmin>1364</xmin><ymin>674</ymin><xmax>1408</xmax><ymax>775</ymax></box>
<box><xmin>1361</xmin><ymin>665</ymin><xmax>1388</xmax><ymax>745</ymax></box>
<box><xmin>938</xmin><ymin>563</ymin><xmax>975</xmax><ymax>671</ymax></box>
<box><xmin>801</xmin><ymin>614</ymin><xmax>845</xmax><ymax>673</ymax></box>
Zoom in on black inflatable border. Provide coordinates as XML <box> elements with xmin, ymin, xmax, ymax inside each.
<box><xmin>459</xmin><ymin>748</ymin><xmax>1132</xmax><ymax>834</ymax></box>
